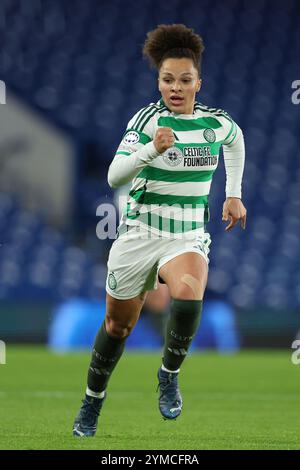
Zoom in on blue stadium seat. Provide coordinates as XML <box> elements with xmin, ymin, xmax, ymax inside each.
<box><xmin>0</xmin><ymin>0</ymin><xmax>299</xmax><ymax>309</ymax></box>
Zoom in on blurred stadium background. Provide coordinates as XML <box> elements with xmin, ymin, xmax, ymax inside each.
<box><xmin>0</xmin><ymin>0</ymin><xmax>299</xmax><ymax>352</ymax></box>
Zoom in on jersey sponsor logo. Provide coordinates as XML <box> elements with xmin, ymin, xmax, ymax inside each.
<box><xmin>108</xmin><ymin>272</ymin><xmax>117</xmax><ymax>290</ymax></box>
<box><xmin>123</xmin><ymin>130</ymin><xmax>140</xmax><ymax>145</ymax></box>
<box><xmin>183</xmin><ymin>146</ymin><xmax>217</xmax><ymax>167</ymax></box>
<box><xmin>183</xmin><ymin>155</ymin><xmax>218</xmax><ymax>166</ymax></box>
<box><xmin>203</xmin><ymin>128</ymin><xmax>216</xmax><ymax>143</ymax></box>
<box><xmin>183</xmin><ymin>146</ymin><xmax>211</xmax><ymax>157</ymax></box>
<box><xmin>163</xmin><ymin>146</ymin><xmax>183</xmax><ymax>166</ymax></box>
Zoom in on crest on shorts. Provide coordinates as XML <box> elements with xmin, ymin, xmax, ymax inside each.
<box><xmin>203</xmin><ymin>128</ymin><xmax>216</xmax><ymax>143</ymax></box>
<box><xmin>123</xmin><ymin>130</ymin><xmax>140</xmax><ymax>145</ymax></box>
<box><xmin>163</xmin><ymin>146</ymin><xmax>183</xmax><ymax>167</ymax></box>
<box><xmin>108</xmin><ymin>272</ymin><xmax>117</xmax><ymax>290</ymax></box>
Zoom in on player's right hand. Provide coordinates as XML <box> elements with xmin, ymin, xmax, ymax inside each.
<box><xmin>153</xmin><ymin>127</ymin><xmax>175</xmax><ymax>154</ymax></box>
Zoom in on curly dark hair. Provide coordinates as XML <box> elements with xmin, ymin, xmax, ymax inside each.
<box><xmin>143</xmin><ymin>24</ymin><xmax>204</xmax><ymax>74</ymax></box>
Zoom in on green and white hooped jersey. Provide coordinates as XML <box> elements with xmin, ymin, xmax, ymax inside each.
<box><xmin>115</xmin><ymin>98</ymin><xmax>241</xmax><ymax>237</ymax></box>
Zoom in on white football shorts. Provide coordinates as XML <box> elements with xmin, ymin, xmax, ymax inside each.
<box><xmin>106</xmin><ymin>224</ymin><xmax>211</xmax><ymax>300</ymax></box>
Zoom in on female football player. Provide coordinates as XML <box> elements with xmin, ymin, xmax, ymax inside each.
<box><xmin>73</xmin><ymin>23</ymin><xmax>246</xmax><ymax>437</ymax></box>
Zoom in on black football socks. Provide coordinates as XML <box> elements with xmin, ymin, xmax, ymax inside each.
<box><xmin>87</xmin><ymin>299</ymin><xmax>203</xmax><ymax>394</ymax></box>
<box><xmin>162</xmin><ymin>299</ymin><xmax>203</xmax><ymax>371</ymax></box>
<box><xmin>87</xmin><ymin>321</ymin><xmax>126</xmax><ymax>394</ymax></box>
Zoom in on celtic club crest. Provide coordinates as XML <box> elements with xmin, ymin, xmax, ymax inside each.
<box><xmin>203</xmin><ymin>128</ymin><xmax>216</xmax><ymax>143</ymax></box>
<box><xmin>108</xmin><ymin>272</ymin><xmax>117</xmax><ymax>290</ymax></box>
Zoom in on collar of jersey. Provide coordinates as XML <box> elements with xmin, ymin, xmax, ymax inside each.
<box><xmin>159</xmin><ymin>97</ymin><xmax>198</xmax><ymax>117</ymax></box>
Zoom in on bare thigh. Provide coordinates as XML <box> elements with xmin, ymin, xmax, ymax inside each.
<box><xmin>158</xmin><ymin>252</ymin><xmax>208</xmax><ymax>300</ymax></box>
<box><xmin>105</xmin><ymin>292</ymin><xmax>147</xmax><ymax>338</ymax></box>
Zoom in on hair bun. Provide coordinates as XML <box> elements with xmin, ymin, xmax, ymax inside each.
<box><xmin>143</xmin><ymin>24</ymin><xmax>204</xmax><ymax>70</ymax></box>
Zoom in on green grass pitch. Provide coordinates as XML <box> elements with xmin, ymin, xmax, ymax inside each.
<box><xmin>0</xmin><ymin>346</ymin><xmax>299</xmax><ymax>450</ymax></box>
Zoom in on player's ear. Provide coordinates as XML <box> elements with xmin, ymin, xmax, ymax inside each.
<box><xmin>197</xmin><ymin>79</ymin><xmax>202</xmax><ymax>93</ymax></box>
<box><xmin>158</xmin><ymin>77</ymin><xmax>161</xmax><ymax>93</ymax></box>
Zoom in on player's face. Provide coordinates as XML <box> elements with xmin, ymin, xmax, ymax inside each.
<box><xmin>158</xmin><ymin>58</ymin><xmax>201</xmax><ymax>114</ymax></box>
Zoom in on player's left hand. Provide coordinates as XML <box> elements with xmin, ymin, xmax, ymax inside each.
<box><xmin>222</xmin><ymin>197</ymin><xmax>247</xmax><ymax>231</ymax></box>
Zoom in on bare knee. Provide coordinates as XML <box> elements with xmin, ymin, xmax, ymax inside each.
<box><xmin>173</xmin><ymin>274</ymin><xmax>205</xmax><ymax>300</ymax></box>
<box><xmin>105</xmin><ymin>293</ymin><xmax>146</xmax><ymax>338</ymax></box>
<box><xmin>105</xmin><ymin>315</ymin><xmax>133</xmax><ymax>338</ymax></box>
